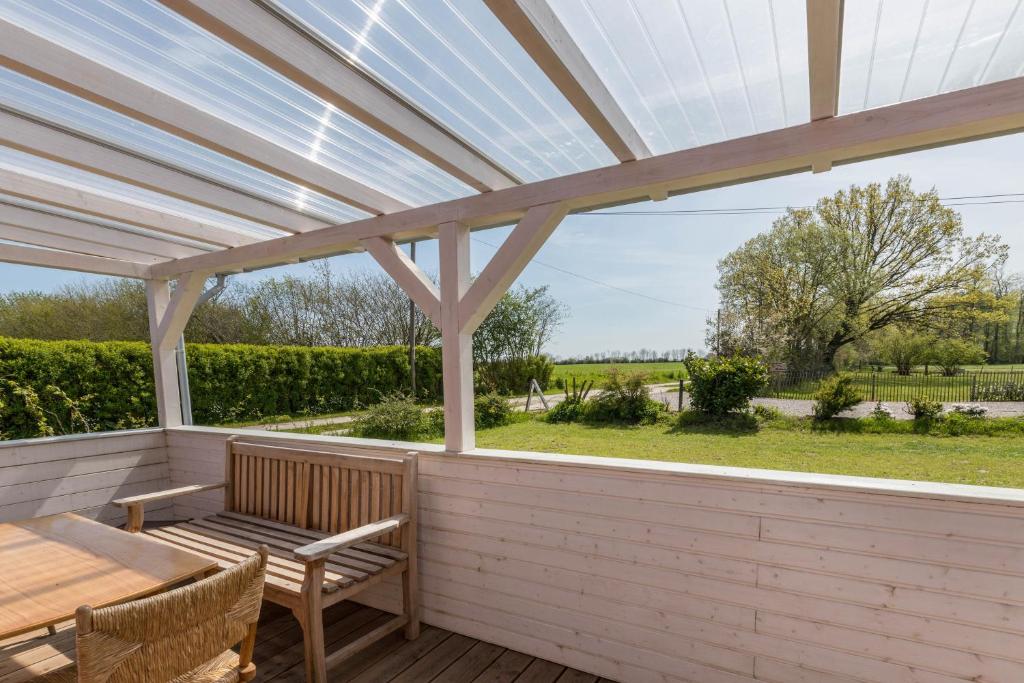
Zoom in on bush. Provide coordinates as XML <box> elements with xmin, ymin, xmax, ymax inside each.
<box><xmin>474</xmin><ymin>392</ymin><xmax>512</xmax><ymax>429</ymax></box>
<box><xmin>976</xmin><ymin>381</ymin><xmax>1024</xmax><ymax>401</ymax></box>
<box><xmin>811</xmin><ymin>374</ymin><xmax>862</xmax><ymax>420</ymax></box>
<box><xmin>868</xmin><ymin>401</ymin><xmax>896</xmax><ymax>420</ymax></box>
<box><xmin>0</xmin><ymin>337</ymin><xmax>444</xmax><ymax>438</ymax></box>
<box><xmin>350</xmin><ymin>393</ymin><xmax>436</xmax><ymax>440</ymax></box>
<box><xmin>585</xmin><ymin>370</ymin><xmax>662</xmax><ymax>425</ymax></box>
<box><xmin>475</xmin><ymin>356</ymin><xmax>554</xmax><ymax>395</ymax></box>
<box><xmin>752</xmin><ymin>404</ymin><xmax>781</xmax><ymax>422</ymax></box>
<box><xmin>546</xmin><ymin>397</ymin><xmax>586</xmax><ymax>423</ymax></box>
<box><xmin>683</xmin><ymin>354</ymin><xmax>768</xmax><ymax>416</ymax></box>
<box><xmin>906</xmin><ymin>395</ymin><xmax>942</xmax><ymax>420</ymax></box>
<box><xmin>931</xmin><ymin>339</ymin><xmax>986</xmax><ymax>376</ymax></box>
<box><xmin>950</xmin><ymin>403</ymin><xmax>988</xmax><ymax>417</ymax></box>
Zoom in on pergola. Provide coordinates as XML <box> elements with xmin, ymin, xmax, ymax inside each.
<box><xmin>1</xmin><ymin>0</ymin><xmax>1023</xmax><ymax>454</ymax></box>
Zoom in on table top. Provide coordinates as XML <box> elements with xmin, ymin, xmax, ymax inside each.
<box><xmin>0</xmin><ymin>513</ymin><xmax>217</xmax><ymax>640</ymax></box>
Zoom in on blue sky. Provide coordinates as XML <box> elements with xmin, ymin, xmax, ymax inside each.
<box><xmin>3</xmin><ymin>132</ymin><xmax>1024</xmax><ymax>358</ymax></box>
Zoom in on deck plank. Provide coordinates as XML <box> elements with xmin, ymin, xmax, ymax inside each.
<box><xmin>0</xmin><ymin>601</ymin><xmax>603</xmax><ymax>683</ymax></box>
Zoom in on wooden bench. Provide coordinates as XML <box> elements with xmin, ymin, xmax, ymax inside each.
<box><xmin>113</xmin><ymin>438</ymin><xmax>418</xmax><ymax>683</ymax></box>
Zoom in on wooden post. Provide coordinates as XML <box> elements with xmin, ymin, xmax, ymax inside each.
<box><xmin>145</xmin><ymin>279</ymin><xmax>182</xmax><ymax>428</ymax></box>
<box><xmin>439</xmin><ymin>221</ymin><xmax>474</xmax><ymax>452</ymax></box>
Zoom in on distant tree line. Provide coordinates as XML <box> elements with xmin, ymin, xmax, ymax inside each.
<box><xmin>709</xmin><ymin>176</ymin><xmax>1016</xmax><ymax>372</ymax></box>
<box><xmin>554</xmin><ymin>348</ymin><xmax>693</xmax><ymax>364</ymax></box>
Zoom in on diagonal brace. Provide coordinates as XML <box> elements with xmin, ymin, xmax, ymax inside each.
<box><xmin>361</xmin><ymin>236</ymin><xmax>442</xmax><ymax>329</ymax></box>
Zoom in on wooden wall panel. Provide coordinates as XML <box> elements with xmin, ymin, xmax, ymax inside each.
<box><xmin>0</xmin><ymin>429</ymin><xmax>173</xmax><ymax>525</ymax></box>
<box><xmin>166</xmin><ymin>427</ymin><xmax>1024</xmax><ymax>683</ymax></box>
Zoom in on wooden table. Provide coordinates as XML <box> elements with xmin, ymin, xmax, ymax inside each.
<box><xmin>0</xmin><ymin>513</ymin><xmax>217</xmax><ymax>640</ymax></box>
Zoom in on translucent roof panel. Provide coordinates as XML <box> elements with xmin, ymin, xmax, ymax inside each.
<box><xmin>273</xmin><ymin>0</ymin><xmax>617</xmax><ymax>182</ymax></box>
<box><xmin>546</xmin><ymin>0</ymin><xmax>809</xmax><ymax>155</ymax></box>
<box><xmin>0</xmin><ymin>0</ymin><xmax>475</xmax><ymax>207</ymax></box>
<box><xmin>840</xmin><ymin>0</ymin><xmax>1024</xmax><ymax>114</ymax></box>
<box><xmin>0</xmin><ymin>147</ymin><xmax>285</xmax><ymax>240</ymax></box>
<box><xmin>0</xmin><ymin>68</ymin><xmax>367</xmax><ymax>225</ymax></box>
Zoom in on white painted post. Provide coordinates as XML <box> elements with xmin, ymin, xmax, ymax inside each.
<box><xmin>145</xmin><ymin>279</ymin><xmax>182</xmax><ymax>427</ymax></box>
<box><xmin>439</xmin><ymin>221</ymin><xmax>475</xmax><ymax>452</ymax></box>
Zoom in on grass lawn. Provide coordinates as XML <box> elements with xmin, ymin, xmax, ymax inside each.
<box><xmin>457</xmin><ymin>416</ymin><xmax>1024</xmax><ymax>488</ymax></box>
<box><xmin>552</xmin><ymin>361</ymin><xmax>686</xmax><ymax>387</ymax></box>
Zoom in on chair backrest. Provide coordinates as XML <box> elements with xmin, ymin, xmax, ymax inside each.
<box><xmin>225</xmin><ymin>439</ymin><xmax>417</xmax><ymax>550</ymax></box>
<box><xmin>74</xmin><ymin>548</ymin><xmax>268</xmax><ymax>683</ymax></box>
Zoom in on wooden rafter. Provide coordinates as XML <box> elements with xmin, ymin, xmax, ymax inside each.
<box><xmin>485</xmin><ymin>0</ymin><xmax>650</xmax><ymax>162</ymax></box>
<box><xmin>0</xmin><ymin>19</ymin><xmax>409</xmax><ymax>216</ymax></box>
<box><xmin>0</xmin><ymin>224</ymin><xmax>163</xmax><ymax>264</ymax></box>
<box><xmin>159</xmin><ymin>0</ymin><xmax>518</xmax><ymax>193</ymax></box>
<box><xmin>0</xmin><ymin>167</ymin><xmax>255</xmax><ymax>248</ymax></box>
<box><xmin>0</xmin><ymin>242</ymin><xmax>150</xmax><ymax>278</ymax></box>
<box><xmin>149</xmin><ymin>76</ymin><xmax>1024</xmax><ymax>279</ymax></box>
<box><xmin>0</xmin><ymin>108</ymin><xmax>330</xmax><ymax>234</ymax></box>
<box><xmin>807</xmin><ymin>0</ymin><xmax>844</xmax><ymax>121</ymax></box>
<box><xmin>0</xmin><ymin>202</ymin><xmax>206</xmax><ymax>260</ymax></box>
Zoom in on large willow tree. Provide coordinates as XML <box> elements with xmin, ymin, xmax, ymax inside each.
<box><xmin>712</xmin><ymin>176</ymin><xmax>1005</xmax><ymax>368</ymax></box>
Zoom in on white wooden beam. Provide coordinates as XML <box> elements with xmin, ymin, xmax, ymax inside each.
<box><xmin>0</xmin><ymin>109</ymin><xmax>330</xmax><ymax>234</ymax></box>
<box><xmin>0</xmin><ymin>223</ymin><xmax>163</xmax><ymax>264</ymax></box>
<box><xmin>0</xmin><ymin>19</ymin><xmax>409</xmax><ymax>216</ymax></box>
<box><xmin>0</xmin><ymin>167</ymin><xmax>254</xmax><ymax>248</ymax></box>
<box><xmin>439</xmin><ymin>221</ymin><xmax>474</xmax><ymax>453</ymax></box>
<box><xmin>0</xmin><ymin>242</ymin><xmax>150</xmax><ymax>278</ymax></box>
<box><xmin>361</xmin><ymin>237</ymin><xmax>441</xmax><ymax>329</ymax></box>
<box><xmin>146</xmin><ymin>272</ymin><xmax>209</xmax><ymax>428</ymax></box>
<box><xmin>460</xmin><ymin>202</ymin><xmax>567</xmax><ymax>334</ymax></box>
<box><xmin>807</xmin><ymin>0</ymin><xmax>844</xmax><ymax>120</ymax></box>
<box><xmin>151</xmin><ymin>76</ymin><xmax>1024</xmax><ymax>279</ymax></box>
<box><xmin>0</xmin><ymin>202</ymin><xmax>206</xmax><ymax>259</ymax></box>
<box><xmin>159</xmin><ymin>0</ymin><xmax>518</xmax><ymax>193</ymax></box>
<box><xmin>485</xmin><ymin>0</ymin><xmax>650</xmax><ymax>162</ymax></box>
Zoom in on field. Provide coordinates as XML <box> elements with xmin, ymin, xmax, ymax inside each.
<box><xmin>458</xmin><ymin>416</ymin><xmax>1024</xmax><ymax>488</ymax></box>
<box><xmin>551</xmin><ymin>361</ymin><xmax>686</xmax><ymax>387</ymax></box>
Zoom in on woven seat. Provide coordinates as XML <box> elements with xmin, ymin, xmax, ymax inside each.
<box><xmin>33</xmin><ymin>549</ymin><xmax>268</xmax><ymax>683</ymax></box>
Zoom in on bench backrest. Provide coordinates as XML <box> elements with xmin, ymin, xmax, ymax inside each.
<box><xmin>224</xmin><ymin>439</ymin><xmax>417</xmax><ymax>550</ymax></box>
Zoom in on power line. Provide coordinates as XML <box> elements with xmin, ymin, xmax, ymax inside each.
<box><xmin>470</xmin><ymin>237</ymin><xmax>713</xmax><ymax>313</ymax></box>
<box><xmin>579</xmin><ymin>192</ymin><xmax>1024</xmax><ymax>216</ymax></box>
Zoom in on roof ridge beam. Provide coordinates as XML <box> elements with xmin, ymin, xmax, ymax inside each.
<box><xmin>0</xmin><ymin>242</ymin><xmax>151</xmax><ymax>278</ymax></box>
<box><xmin>0</xmin><ymin>202</ymin><xmax>207</xmax><ymax>259</ymax></box>
<box><xmin>485</xmin><ymin>0</ymin><xmax>650</xmax><ymax>162</ymax></box>
<box><xmin>807</xmin><ymin>0</ymin><xmax>844</xmax><ymax>120</ymax></box>
<box><xmin>150</xmin><ymin>75</ymin><xmax>1024</xmax><ymax>279</ymax></box>
<box><xmin>0</xmin><ymin>108</ymin><xmax>331</xmax><ymax>234</ymax></box>
<box><xmin>0</xmin><ymin>167</ymin><xmax>257</xmax><ymax>248</ymax></box>
<box><xmin>0</xmin><ymin>18</ymin><xmax>409</xmax><ymax>215</ymax></box>
<box><xmin>159</xmin><ymin>0</ymin><xmax>519</xmax><ymax>193</ymax></box>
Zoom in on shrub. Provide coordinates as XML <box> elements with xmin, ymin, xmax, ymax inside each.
<box><xmin>811</xmin><ymin>374</ymin><xmax>861</xmax><ymax>420</ymax></box>
<box><xmin>475</xmin><ymin>356</ymin><xmax>554</xmax><ymax>395</ymax></box>
<box><xmin>752</xmin><ymin>404</ymin><xmax>781</xmax><ymax>422</ymax></box>
<box><xmin>546</xmin><ymin>397</ymin><xmax>586</xmax><ymax>423</ymax></box>
<box><xmin>350</xmin><ymin>393</ymin><xmax>435</xmax><ymax>440</ymax></box>
<box><xmin>931</xmin><ymin>339</ymin><xmax>986</xmax><ymax>376</ymax></box>
<box><xmin>868</xmin><ymin>401</ymin><xmax>896</xmax><ymax>420</ymax></box>
<box><xmin>585</xmin><ymin>370</ymin><xmax>662</xmax><ymax>425</ymax></box>
<box><xmin>475</xmin><ymin>392</ymin><xmax>512</xmax><ymax>429</ymax></box>
<box><xmin>950</xmin><ymin>403</ymin><xmax>988</xmax><ymax>417</ymax></box>
<box><xmin>976</xmin><ymin>381</ymin><xmax>1024</xmax><ymax>401</ymax></box>
<box><xmin>906</xmin><ymin>395</ymin><xmax>942</xmax><ymax>420</ymax></box>
<box><xmin>682</xmin><ymin>353</ymin><xmax>768</xmax><ymax>416</ymax></box>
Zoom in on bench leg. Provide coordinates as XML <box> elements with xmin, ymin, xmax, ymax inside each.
<box><xmin>298</xmin><ymin>561</ymin><xmax>327</xmax><ymax>683</ymax></box>
<box><xmin>402</xmin><ymin>566</ymin><xmax>419</xmax><ymax>640</ymax></box>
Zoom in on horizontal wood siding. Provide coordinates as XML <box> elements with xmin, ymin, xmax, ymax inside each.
<box><xmin>166</xmin><ymin>427</ymin><xmax>1024</xmax><ymax>683</ymax></box>
<box><xmin>0</xmin><ymin>430</ymin><xmax>173</xmax><ymax>525</ymax></box>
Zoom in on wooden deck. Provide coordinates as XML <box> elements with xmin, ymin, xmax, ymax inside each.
<box><xmin>0</xmin><ymin>600</ymin><xmax>606</xmax><ymax>682</ymax></box>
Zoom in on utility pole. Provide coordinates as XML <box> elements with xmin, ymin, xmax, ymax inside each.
<box><xmin>408</xmin><ymin>241</ymin><xmax>417</xmax><ymax>396</ymax></box>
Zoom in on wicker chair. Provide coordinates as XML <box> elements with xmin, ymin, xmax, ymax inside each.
<box><xmin>38</xmin><ymin>546</ymin><xmax>268</xmax><ymax>683</ymax></box>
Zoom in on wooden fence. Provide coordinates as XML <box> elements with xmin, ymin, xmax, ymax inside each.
<box><xmin>761</xmin><ymin>369</ymin><xmax>1024</xmax><ymax>403</ymax></box>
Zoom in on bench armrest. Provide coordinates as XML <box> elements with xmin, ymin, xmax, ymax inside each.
<box><xmin>294</xmin><ymin>513</ymin><xmax>409</xmax><ymax>562</ymax></box>
<box><xmin>113</xmin><ymin>482</ymin><xmax>227</xmax><ymax>532</ymax></box>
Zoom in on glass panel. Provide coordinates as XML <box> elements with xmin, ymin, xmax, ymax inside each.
<box><xmin>546</xmin><ymin>0</ymin><xmax>809</xmax><ymax>154</ymax></box>
<box><xmin>0</xmin><ymin>147</ymin><xmax>284</xmax><ymax>240</ymax></box>
<box><xmin>840</xmin><ymin>0</ymin><xmax>1024</xmax><ymax>114</ymax></box>
<box><xmin>0</xmin><ymin>67</ymin><xmax>367</xmax><ymax>225</ymax></box>
<box><xmin>273</xmin><ymin>0</ymin><xmax>616</xmax><ymax>181</ymax></box>
<box><xmin>0</xmin><ymin>0</ymin><xmax>474</xmax><ymax>206</ymax></box>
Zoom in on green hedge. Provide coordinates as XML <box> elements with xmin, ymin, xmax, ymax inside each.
<box><xmin>0</xmin><ymin>337</ymin><xmax>441</xmax><ymax>438</ymax></box>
